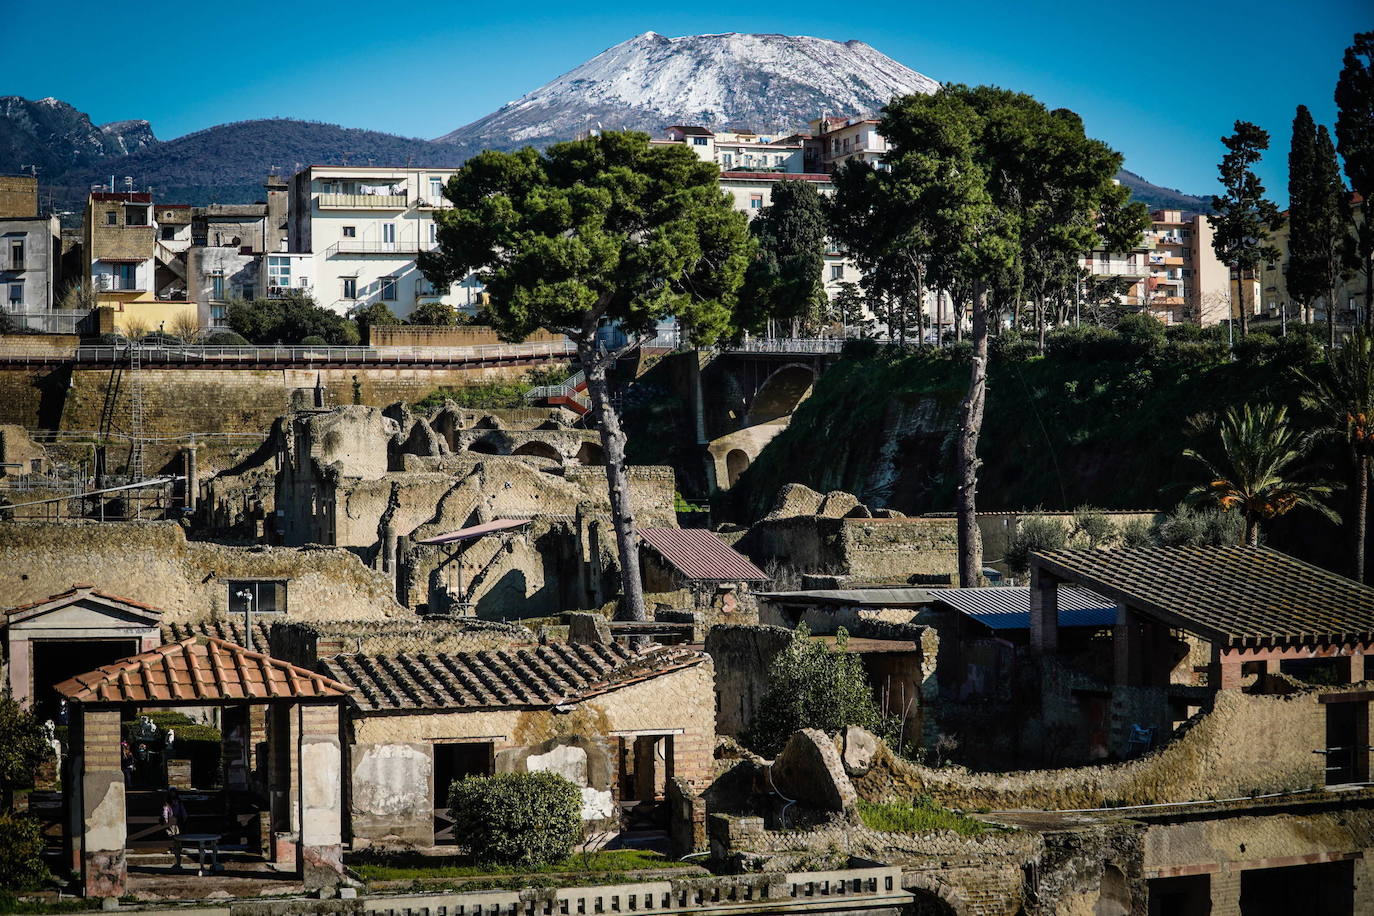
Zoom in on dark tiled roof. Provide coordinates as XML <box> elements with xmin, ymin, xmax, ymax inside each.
<box><xmin>164</xmin><ymin>619</ymin><xmax>273</xmax><ymax>651</ymax></box>
<box><xmin>638</xmin><ymin>528</ymin><xmax>768</xmax><ymax>581</ymax></box>
<box><xmin>934</xmin><ymin>586</ymin><xmax>1118</xmax><ymax>630</ymax></box>
<box><xmin>1033</xmin><ymin>547</ymin><xmax>1374</xmax><ymax>646</ymax></box>
<box><xmin>55</xmin><ymin>636</ymin><xmax>351</xmax><ymax>704</ymax></box>
<box><xmin>320</xmin><ymin>643</ymin><xmax>707</xmax><ymax>713</ymax></box>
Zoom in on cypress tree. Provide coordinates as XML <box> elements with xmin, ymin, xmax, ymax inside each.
<box><xmin>1335</xmin><ymin>32</ymin><xmax>1374</xmax><ymax>328</ymax></box>
<box><xmin>1210</xmin><ymin>121</ymin><xmax>1283</xmax><ymax>338</ymax></box>
<box><xmin>1287</xmin><ymin>105</ymin><xmax>1321</xmax><ymax>325</ymax></box>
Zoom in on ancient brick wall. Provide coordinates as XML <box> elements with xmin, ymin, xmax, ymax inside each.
<box><xmin>0</xmin><ymin>520</ymin><xmax>407</xmax><ymax>621</ymax></box>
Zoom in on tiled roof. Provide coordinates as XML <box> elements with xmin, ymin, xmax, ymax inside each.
<box><xmin>638</xmin><ymin>528</ymin><xmax>769</xmax><ymax>581</ymax></box>
<box><xmin>320</xmin><ymin>642</ymin><xmax>707</xmax><ymax>713</ymax></box>
<box><xmin>164</xmin><ymin>619</ymin><xmax>273</xmax><ymax>651</ymax></box>
<box><xmin>933</xmin><ymin>586</ymin><xmax>1118</xmax><ymax>631</ymax></box>
<box><xmin>1033</xmin><ymin>547</ymin><xmax>1374</xmax><ymax>646</ymax></box>
<box><xmin>55</xmin><ymin>636</ymin><xmax>351</xmax><ymax>704</ymax></box>
<box><xmin>5</xmin><ymin>585</ymin><xmax>161</xmax><ymax>618</ymax></box>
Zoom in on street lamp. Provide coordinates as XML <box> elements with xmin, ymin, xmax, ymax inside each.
<box><xmin>234</xmin><ymin>588</ymin><xmax>254</xmax><ymax>652</ymax></box>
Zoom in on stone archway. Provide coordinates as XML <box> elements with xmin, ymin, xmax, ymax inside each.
<box><xmin>511</xmin><ymin>440</ymin><xmax>562</xmax><ymax>462</ymax></box>
<box><xmin>904</xmin><ymin>874</ymin><xmax>966</xmax><ymax>915</ymax></box>
<box><xmin>725</xmin><ymin>449</ymin><xmax>750</xmax><ymax>488</ymax></box>
<box><xmin>745</xmin><ymin>364</ymin><xmax>816</xmax><ymax>426</ymax></box>
<box><xmin>575</xmin><ymin>441</ymin><xmax>605</xmax><ymax>466</ymax></box>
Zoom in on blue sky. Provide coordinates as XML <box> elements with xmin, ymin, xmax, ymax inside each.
<box><xmin>8</xmin><ymin>0</ymin><xmax>1368</xmax><ymax>202</ymax></box>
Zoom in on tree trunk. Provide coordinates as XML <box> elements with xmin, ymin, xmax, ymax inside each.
<box><xmin>1035</xmin><ymin>292</ymin><xmax>1046</xmax><ymax>354</ymax></box>
<box><xmin>577</xmin><ymin>335</ymin><xmax>647</xmax><ymax>622</ymax></box>
<box><xmin>1328</xmin><ymin>286</ymin><xmax>1338</xmax><ymax>350</ymax></box>
<box><xmin>1236</xmin><ymin>273</ymin><xmax>1249</xmax><ymax>338</ymax></box>
<box><xmin>1357</xmin><ymin>453</ymin><xmax>1369</xmax><ymax>583</ymax></box>
<box><xmin>956</xmin><ymin>285</ymin><xmax>989</xmax><ymax>587</ymax></box>
<box><xmin>1245</xmin><ymin>515</ymin><xmax>1259</xmax><ymax>547</ymax></box>
<box><xmin>1365</xmin><ymin>251</ymin><xmax>1373</xmax><ymax>331</ymax></box>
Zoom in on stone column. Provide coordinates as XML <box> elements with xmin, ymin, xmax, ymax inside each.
<box><xmin>80</xmin><ymin>708</ymin><xmax>126</xmax><ymax>898</ymax></box>
<box><xmin>1029</xmin><ymin>566</ymin><xmax>1060</xmax><ymax>653</ymax></box>
<box><xmin>1350</xmin><ymin>651</ymin><xmax>1366</xmax><ymax>684</ymax></box>
<box><xmin>297</xmin><ymin>703</ymin><xmax>344</xmax><ymax>890</ymax></box>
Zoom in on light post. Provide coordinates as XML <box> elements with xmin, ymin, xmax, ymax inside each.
<box><xmin>235</xmin><ymin>588</ymin><xmax>254</xmax><ymax>652</ymax></box>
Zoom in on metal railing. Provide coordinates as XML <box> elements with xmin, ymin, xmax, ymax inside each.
<box><xmin>727</xmin><ymin>336</ymin><xmax>851</xmax><ymax>354</ymax></box>
<box><xmin>0</xmin><ymin>309</ymin><xmax>97</xmax><ymax>334</ymax></box>
<box><xmin>317</xmin><ymin>193</ymin><xmax>408</xmax><ymax>209</ymax></box>
<box><xmin>327</xmin><ymin>238</ymin><xmax>425</xmax><ymax>255</ymax></box>
<box><xmin>48</xmin><ymin>341</ymin><xmax>575</xmax><ymax>363</ymax></box>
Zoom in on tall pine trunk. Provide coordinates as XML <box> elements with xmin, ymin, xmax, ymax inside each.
<box><xmin>1328</xmin><ymin>282</ymin><xmax>1339</xmax><ymax>350</ymax></box>
<box><xmin>956</xmin><ymin>286</ymin><xmax>989</xmax><ymax>587</ymax></box>
<box><xmin>1357</xmin><ymin>452</ymin><xmax>1369</xmax><ymax>583</ymax></box>
<box><xmin>578</xmin><ymin>335</ymin><xmax>646</xmax><ymax>621</ymax></box>
<box><xmin>1236</xmin><ymin>273</ymin><xmax>1249</xmax><ymax>338</ymax></box>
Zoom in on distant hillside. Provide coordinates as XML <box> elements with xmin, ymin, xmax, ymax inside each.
<box><xmin>0</xmin><ymin>96</ymin><xmax>156</xmax><ymax>177</ymax></box>
<box><xmin>41</xmin><ymin>118</ymin><xmax>471</xmax><ymax>210</ymax></box>
<box><xmin>1116</xmin><ymin>169</ymin><xmax>1211</xmax><ymax>213</ymax></box>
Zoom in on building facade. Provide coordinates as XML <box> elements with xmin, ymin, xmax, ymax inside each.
<box><xmin>287</xmin><ymin>165</ymin><xmax>477</xmax><ymax>320</ymax></box>
<box><xmin>1259</xmin><ymin>202</ymin><xmax>1368</xmax><ymax>327</ymax></box>
<box><xmin>82</xmin><ymin>191</ymin><xmax>197</xmax><ymax>335</ymax></box>
<box><xmin>0</xmin><ymin>176</ymin><xmax>62</xmax><ymax>316</ymax></box>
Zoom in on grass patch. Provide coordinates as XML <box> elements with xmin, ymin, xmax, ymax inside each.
<box><xmin>413</xmin><ymin>367</ymin><xmax>568</xmax><ymax>412</ymax></box>
<box><xmin>352</xmin><ymin>849</ymin><xmax>692</xmax><ymax>882</ymax></box>
<box><xmin>0</xmin><ymin>895</ymin><xmax>100</xmax><ymax>915</ymax></box>
<box><xmin>857</xmin><ymin>798</ymin><xmax>988</xmax><ymax>837</ymax></box>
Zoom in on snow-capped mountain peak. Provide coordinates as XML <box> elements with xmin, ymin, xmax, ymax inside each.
<box><xmin>436</xmin><ymin>32</ymin><xmax>939</xmax><ymax>147</ymax></box>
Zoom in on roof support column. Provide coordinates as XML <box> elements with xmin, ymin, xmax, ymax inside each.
<box><xmin>1029</xmin><ymin>566</ymin><xmax>1060</xmax><ymax>653</ymax></box>
<box><xmin>297</xmin><ymin>702</ymin><xmax>345</xmax><ymax>890</ymax></box>
<box><xmin>1113</xmin><ymin>603</ymin><xmax>1141</xmax><ymax>687</ymax></box>
<box><xmin>80</xmin><ymin>707</ymin><xmax>126</xmax><ymax>898</ymax></box>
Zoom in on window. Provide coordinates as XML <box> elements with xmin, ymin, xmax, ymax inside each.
<box><xmin>115</xmin><ymin>263</ymin><xmax>137</xmax><ymax>290</ymax></box>
<box><xmin>161</xmin><ymin>226</ymin><xmax>176</xmax><ymax>240</ymax></box>
<box><xmin>227</xmin><ymin>580</ymin><xmax>286</xmax><ymax>614</ymax></box>
<box><xmin>237</xmin><ymin>280</ymin><xmax>254</xmax><ymax>298</ymax></box>
<box><xmin>721</xmin><ymin>154</ymin><xmax>733</xmax><ymax>168</ymax></box>
<box><xmin>692</xmin><ymin>137</ymin><xmax>708</xmax><ymax>146</ymax></box>
<box><xmin>105</xmin><ymin>211</ymin><xmax>118</xmax><ymax>226</ymax></box>
<box><xmin>749</xmin><ymin>194</ymin><xmax>763</xmax><ymax>209</ymax></box>
<box><xmin>342</xmin><ymin>226</ymin><xmax>357</xmax><ymax>238</ymax></box>
<box><xmin>7</xmin><ymin>283</ymin><xmax>21</xmax><ymax>307</ymax></box>
<box><xmin>342</xmin><ymin>277</ymin><xmax>357</xmax><ymax>299</ymax></box>
<box><xmin>267</xmin><ymin>256</ymin><xmax>291</xmax><ymax>288</ymax></box>
<box><xmin>428</xmin><ymin>222</ymin><xmax>438</xmax><ymax>245</ymax></box>
<box><xmin>9</xmin><ymin>239</ymin><xmax>23</xmax><ymax>269</ymax></box>
<box><xmin>381</xmin><ymin>223</ymin><xmax>396</xmax><ymax>245</ymax></box>
<box><xmin>125</xmin><ymin>206</ymin><xmax>147</xmax><ymax>227</ymax></box>
<box><xmin>210</xmin><ymin>304</ymin><xmax>227</xmax><ymax>327</ymax></box>
<box><xmin>830</xmin><ymin>265</ymin><xmax>844</xmax><ymax>281</ymax></box>
<box><xmin>429</xmin><ymin>177</ymin><xmax>444</xmax><ymax>200</ymax></box>
<box><xmin>380</xmin><ymin>277</ymin><xmax>397</xmax><ymax>301</ymax></box>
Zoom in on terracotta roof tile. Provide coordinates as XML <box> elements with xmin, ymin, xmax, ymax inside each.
<box><xmin>5</xmin><ymin>586</ymin><xmax>163</xmax><ymax>617</ymax></box>
<box><xmin>321</xmin><ymin>642</ymin><xmax>707</xmax><ymax>713</ymax></box>
<box><xmin>638</xmin><ymin>528</ymin><xmax>769</xmax><ymax>581</ymax></box>
<box><xmin>55</xmin><ymin>636</ymin><xmax>351</xmax><ymax>704</ymax></box>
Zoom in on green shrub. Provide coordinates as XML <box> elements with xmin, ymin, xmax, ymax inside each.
<box><xmin>1155</xmin><ymin>506</ymin><xmax>1243</xmax><ymax>547</ymax></box>
<box><xmin>744</xmin><ymin>626</ymin><xmax>884</xmax><ymax>756</ymax></box>
<box><xmin>0</xmin><ymin>812</ymin><xmax>51</xmax><ymax>891</ymax></box>
<box><xmin>1044</xmin><ymin>324</ymin><xmax>1118</xmax><ymax>360</ymax></box>
<box><xmin>991</xmin><ymin>329</ymin><xmax>1038</xmax><ymax>362</ymax></box>
<box><xmin>203</xmin><ymin>330</ymin><xmax>250</xmax><ymax>346</ymax></box>
<box><xmin>1070</xmin><ymin>505</ymin><xmax>1116</xmax><ymax>548</ymax></box>
<box><xmin>299</xmin><ymin>335</ymin><xmax>328</xmax><ymax>346</ymax></box>
<box><xmin>1004</xmin><ymin>513</ymin><xmax>1068</xmax><ymax>575</ymax></box>
<box><xmin>1117</xmin><ymin>313</ymin><xmax>1166</xmax><ymax>359</ymax></box>
<box><xmin>448</xmin><ymin>772</ymin><xmax>582</xmax><ymax>867</ymax></box>
<box><xmin>409</xmin><ymin>301</ymin><xmax>460</xmax><ymax>327</ymax></box>
<box><xmin>856</xmin><ymin>798</ymin><xmax>987</xmax><ymax>837</ymax></box>
<box><xmin>0</xmin><ymin>693</ymin><xmax>51</xmax><ymax>804</ymax></box>
<box><xmin>1119</xmin><ymin>518</ymin><xmax>1157</xmax><ymax>548</ymax></box>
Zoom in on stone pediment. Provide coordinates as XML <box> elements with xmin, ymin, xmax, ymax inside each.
<box><xmin>5</xmin><ymin>586</ymin><xmax>163</xmax><ymax>633</ymax></box>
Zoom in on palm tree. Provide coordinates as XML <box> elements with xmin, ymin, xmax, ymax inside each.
<box><xmin>1299</xmin><ymin>329</ymin><xmax>1374</xmax><ymax>581</ymax></box>
<box><xmin>1183</xmin><ymin>404</ymin><xmax>1337</xmax><ymax>546</ymax></box>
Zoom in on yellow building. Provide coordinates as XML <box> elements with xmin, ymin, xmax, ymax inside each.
<box><xmin>82</xmin><ymin>191</ymin><xmax>196</xmax><ymax>336</ymax></box>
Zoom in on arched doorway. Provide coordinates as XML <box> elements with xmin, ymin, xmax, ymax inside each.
<box><xmin>512</xmin><ymin>440</ymin><xmax>562</xmax><ymax>462</ymax></box>
<box><xmin>745</xmin><ymin>364</ymin><xmax>816</xmax><ymax>426</ymax></box>
<box><xmin>575</xmin><ymin>442</ymin><xmax>605</xmax><ymax>466</ymax></box>
<box><xmin>1096</xmin><ymin>864</ymin><xmax>1130</xmax><ymax>916</ymax></box>
<box><xmin>725</xmin><ymin>449</ymin><xmax>750</xmax><ymax>488</ymax></box>
<box><xmin>466</xmin><ymin>439</ymin><xmax>500</xmax><ymax>455</ymax></box>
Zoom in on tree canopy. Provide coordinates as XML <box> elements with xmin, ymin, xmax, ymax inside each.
<box><xmin>1209</xmin><ymin>121</ymin><xmax>1284</xmax><ymax>337</ymax></box>
<box><xmin>740</xmin><ymin>179</ymin><xmax>829</xmax><ymax>335</ymax></box>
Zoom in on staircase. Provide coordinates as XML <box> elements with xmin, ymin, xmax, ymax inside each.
<box><xmin>524</xmin><ymin>369</ymin><xmax>590</xmax><ymax>416</ymax></box>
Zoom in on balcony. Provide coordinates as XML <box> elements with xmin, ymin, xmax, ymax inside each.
<box><xmin>318</xmin><ymin>193</ymin><xmax>408</xmax><ymax>210</ymax></box>
<box><xmin>327</xmin><ymin>239</ymin><xmax>422</xmax><ymax>255</ymax></box>
<box><xmin>1085</xmin><ymin>261</ymin><xmax>1146</xmax><ymax>277</ymax></box>
<box><xmin>1156</xmin><ymin>234</ymin><xmax>1185</xmax><ymax>246</ymax></box>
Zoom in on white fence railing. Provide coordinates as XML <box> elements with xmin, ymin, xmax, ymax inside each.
<box><xmin>0</xmin><ymin>341</ymin><xmax>578</xmax><ymax>364</ymax></box>
<box><xmin>359</xmin><ymin>865</ymin><xmax>909</xmax><ymax>916</ymax></box>
<box><xmin>1</xmin><ymin>310</ymin><xmax>96</xmax><ymax>334</ymax></box>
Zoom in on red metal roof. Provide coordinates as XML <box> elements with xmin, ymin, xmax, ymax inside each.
<box><xmin>416</xmin><ymin>518</ymin><xmax>530</xmax><ymax>545</ymax></box>
<box><xmin>55</xmin><ymin>636</ymin><xmax>352</xmax><ymax>705</ymax></box>
<box><xmin>638</xmin><ymin>527</ymin><xmax>768</xmax><ymax>581</ymax></box>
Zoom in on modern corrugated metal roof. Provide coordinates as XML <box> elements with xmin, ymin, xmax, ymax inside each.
<box><xmin>320</xmin><ymin>643</ymin><xmax>707</xmax><ymax>713</ymax></box>
<box><xmin>933</xmin><ymin>586</ymin><xmax>1117</xmax><ymax>631</ymax></box>
<box><xmin>754</xmin><ymin>588</ymin><xmax>932</xmax><ymax>607</ymax></box>
<box><xmin>638</xmin><ymin>528</ymin><xmax>769</xmax><ymax>581</ymax></box>
<box><xmin>1034</xmin><ymin>547</ymin><xmax>1374</xmax><ymax>646</ymax></box>
<box><xmin>55</xmin><ymin>637</ymin><xmax>352</xmax><ymax>705</ymax></box>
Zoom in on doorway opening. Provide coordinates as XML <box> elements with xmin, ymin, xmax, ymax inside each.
<box><xmin>433</xmin><ymin>741</ymin><xmax>493</xmax><ymax>844</ymax></box>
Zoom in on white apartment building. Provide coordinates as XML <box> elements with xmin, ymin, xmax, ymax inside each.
<box><xmin>287</xmin><ymin>165</ymin><xmax>477</xmax><ymax>319</ymax></box>
<box><xmin>656</xmin><ymin>127</ymin><xmax>807</xmax><ymax>173</ymax></box>
<box><xmin>809</xmin><ymin>117</ymin><xmax>889</xmax><ymax>170</ymax></box>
